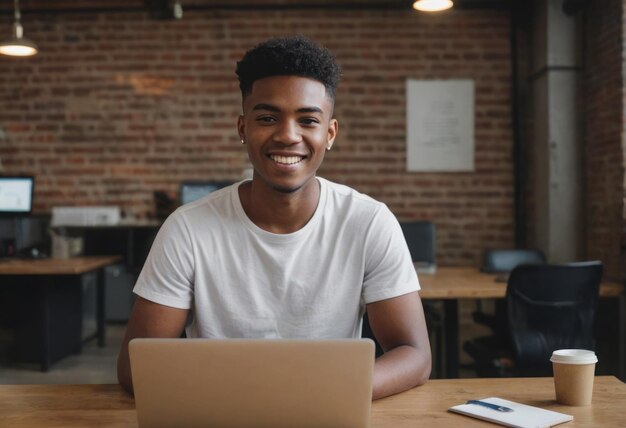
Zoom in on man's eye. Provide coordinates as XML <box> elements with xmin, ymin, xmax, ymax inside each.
<box><xmin>257</xmin><ymin>116</ymin><xmax>276</xmax><ymax>123</ymax></box>
<box><xmin>300</xmin><ymin>118</ymin><xmax>320</xmax><ymax>125</ymax></box>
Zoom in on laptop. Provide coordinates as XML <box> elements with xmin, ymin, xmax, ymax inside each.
<box><xmin>129</xmin><ymin>338</ymin><xmax>375</xmax><ymax>428</ymax></box>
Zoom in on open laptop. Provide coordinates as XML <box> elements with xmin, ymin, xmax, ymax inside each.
<box><xmin>129</xmin><ymin>338</ymin><xmax>375</xmax><ymax>428</ymax></box>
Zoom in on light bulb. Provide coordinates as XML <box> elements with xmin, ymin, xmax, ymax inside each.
<box><xmin>413</xmin><ymin>0</ymin><xmax>454</xmax><ymax>12</ymax></box>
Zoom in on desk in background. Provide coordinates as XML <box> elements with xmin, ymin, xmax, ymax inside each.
<box><xmin>0</xmin><ymin>256</ymin><xmax>121</xmax><ymax>371</ymax></box>
<box><xmin>57</xmin><ymin>222</ymin><xmax>160</xmax><ymax>271</ymax></box>
<box><xmin>0</xmin><ymin>376</ymin><xmax>623</xmax><ymax>427</ymax></box>
<box><xmin>418</xmin><ymin>267</ymin><xmax>625</xmax><ymax>380</ymax></box>
<box><xmin>55</xmin><ymin>223</ymin><xmax>160</xmax><ymax>322</ymax></box>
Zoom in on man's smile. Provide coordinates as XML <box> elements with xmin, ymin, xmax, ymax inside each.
<box><xmin>269</xmin><ymin>154</ymin><xmax>306</xmax><ymax>165</ymax></box>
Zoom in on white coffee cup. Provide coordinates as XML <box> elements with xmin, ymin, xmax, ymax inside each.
<box><xmin>550</xmin><ymin>349</ymin><xmax>597</xmax><ymax>406</ymax></box>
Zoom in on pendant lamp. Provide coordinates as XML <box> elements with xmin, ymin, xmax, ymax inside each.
<box><xmin>413</xmin><ymin>0</ymin><xmax>454</xmax><ymax>12</ymax></box>
<box><xmin>0</xmin><ymin>0</ymin><xmax>38</xmax><ymax>57</ymax></box>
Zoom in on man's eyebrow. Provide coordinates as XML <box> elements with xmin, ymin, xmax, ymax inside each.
<box><xmin>297</xmin><ymin>107</ymin><xmax>324</xmax><ymax>114</ymax></box>
<box><xmin>252</xmin><ymin>103</ymin><xmax>280</xmax><ymax>112</ymax></box>
<box><xmin>251</xmin><ymin>104</ymin><xmax>324</xmax><ymax>114</ymax></box>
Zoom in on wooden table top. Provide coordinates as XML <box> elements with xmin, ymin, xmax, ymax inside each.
<box><xmin>418</xmin><ymin>267</ymin><xmax>624</xmax><ymax>299</ymax></box>
<box><xmin>0</xmin><ymin>376</ymin><xmax>624</xmax><ymax>427</ymax></box>
<box><xmin>0</xmin><ymin>256</ymin><xmax>121</xmax><ymax>275</ymax></box>
<box><xmin>372</xmin><ymin>376</ymin><xmax>626</xmax><ymax>427</ymax></box>
<box><xmin>55</xmin><ymin>220</ymin><xmax>161</xmax><ymax>229</ymax></box>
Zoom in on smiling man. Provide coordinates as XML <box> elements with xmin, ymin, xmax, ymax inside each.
<box><xmin>117</xmin><ymin>35</ymin><xmax>431</xmax><ymax>399</ymax></box>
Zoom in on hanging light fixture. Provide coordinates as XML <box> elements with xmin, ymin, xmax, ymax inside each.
<box><xmin>0</xmin><ymin>0</ymin><xmax>38</xmax><ymax>57</ymax></box>
<box><xmin>172</xmin><ymin>0</ymin><xmax>183</xmax><ymax>20</ymax></box>
<box><xmin>413</xmin><ymin>0</ymin><xmax>454</xmax><ymax>12</ymax></box>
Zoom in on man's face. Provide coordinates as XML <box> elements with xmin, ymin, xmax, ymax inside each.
<box><xmin>238</xmin><ymin>75</ymin><xmax>338</xmax><ymax>194</ymax></box>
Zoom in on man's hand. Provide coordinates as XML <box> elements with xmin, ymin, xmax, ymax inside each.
<box><xmin>117</xmin><ymin>296</ymin><xmax>189</xmax><ymax>394</ymax></box>
<box><xmin>366</xmin><ymin>291</ymin><xmax>431</xmax><ymax>400</ymax></box>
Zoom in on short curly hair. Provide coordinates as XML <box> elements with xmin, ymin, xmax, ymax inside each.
<box><xmin>236</xmin><ymin>35</ymin><xmax>342</xmax><ymax>102</ymax></box>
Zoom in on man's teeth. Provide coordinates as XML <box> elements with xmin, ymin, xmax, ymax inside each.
<box><xmin>270</xmin><ymin>155</ymin><xmax>304</xmax><ymax>165</ymax></box>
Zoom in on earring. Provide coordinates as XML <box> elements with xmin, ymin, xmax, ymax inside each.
<box><xmin>241</xmin><ymin>139</ymin><xmax>245</xmax><ymax>145</ymax></box>
<box><xmin>326</xmin><ymin>145</ymin><xmax>331</xmax><ymax>151</ymax></box>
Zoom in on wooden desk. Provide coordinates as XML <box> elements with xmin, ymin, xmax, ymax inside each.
<box><xmin>58</xmin><ymin>223</ymin><xmax>160</xmax><ymax>272</ymax></box>
<box><xmin>418</xmin><ymin>267</ymin><xmax>624</xmax><ymax>299</ymax></box>
<box><xmin>1</xmin><ymin>376</ymin><xmax>623</xmax><ymax>427</ymax></box>
<box><xmin>417</xmin><ymin>267</ymin><xmax>625</xmax><ymax>379</ymax></box>
<box><xmin>0</xmin><ymin>256</ymin><xmax>121</xmax><ymax>370</ymax></box>
<box><xmin>0</xmin><ymin>257</ymin><xmax>122</xmax><ymax>276</ymax></box>
<box><xmin>373</xmin><ymin>376</ymin><xmax>626</xmax><ymax>427</ymax></box>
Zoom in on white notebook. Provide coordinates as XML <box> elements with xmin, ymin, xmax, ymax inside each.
<box><xmin>449</xmin><ymin>397</ymin><xmax>573</xmax><ymax>428</ymax></box>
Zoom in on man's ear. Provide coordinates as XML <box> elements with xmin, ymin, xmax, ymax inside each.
<box><xmin>237</xmin><ymin>115</ymin><xmax>245</xmax><ymax>141</ymax></box>
<box><xmin>326</xmin><ymin>118</ymin><xmax>338</xmax><ymax>150</ymax></box>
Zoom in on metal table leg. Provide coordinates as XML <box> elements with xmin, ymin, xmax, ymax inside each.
<box><xmin>97</xmin><ymin>267</ymin><xmax>106</xmax><ymax>347</ymax></box>
<box><xmin>443</xmin><ymin>299</ymin><xmax>459</xmax><ymax>378</ymax></box>
<box><xmin>617</xmin><ymin>293</ymin><xmax>626</xmax><ymax>382</ymax></box>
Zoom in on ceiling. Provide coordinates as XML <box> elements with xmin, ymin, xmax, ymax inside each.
<box><xmin>1</xmin><ymin>0</ymin><xmax>510</xmax><ymax>14</ymax></box>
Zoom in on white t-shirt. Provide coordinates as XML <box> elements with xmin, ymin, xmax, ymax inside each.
<box><xmin>134</xmin><ymin>177</ymin><xmax>420</xmax><ymax>339</ymax></box>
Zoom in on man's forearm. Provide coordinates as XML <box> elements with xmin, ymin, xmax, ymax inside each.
<box><xmin>372</xmin><ymin>345</ymin><xmax>431</xmax><ymax>400</ymax></box>
<box><xmin>115</xmin><ymin>297</ymin><xmax>189</xmax><ymax>395</ymax></box>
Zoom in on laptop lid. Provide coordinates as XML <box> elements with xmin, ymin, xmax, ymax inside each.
<box><xmin>129</xmin><ymin>338</ymin><xmax>375</xmax><ymax>428</ymax></box>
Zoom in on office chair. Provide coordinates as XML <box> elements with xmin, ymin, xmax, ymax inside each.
<box><xmin>473</xmin><ymin>249</ymin><xmax>546</xmax><ymax>340</ymax></box>
<box><xmin>463</xmin><ymin>261</ymin><xmax>602</xmax><ymax>377</ymax></box>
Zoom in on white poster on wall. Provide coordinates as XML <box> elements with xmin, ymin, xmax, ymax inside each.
<box><xmin>406</xmin><ymin>79</ymin><xmax>474</xmax><ymax>172</ymax></box>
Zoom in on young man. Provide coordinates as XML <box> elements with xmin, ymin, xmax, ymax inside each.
<box><xmin>117</xmin><ymin>35</ymin><xmax>431</xmax><ymax>399</ymax></box>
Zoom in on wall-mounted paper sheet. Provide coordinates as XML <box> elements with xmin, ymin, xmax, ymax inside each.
<box><xmin>406</xmin><ymin>79</ymin><xmax>474</xmax><ymax>172</ymax></box>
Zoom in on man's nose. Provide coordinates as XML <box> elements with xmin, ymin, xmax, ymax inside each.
<box><xmin>273</xmin><ymin>120</ymin><xmax>301</xmax><ymax>145</ymax></box>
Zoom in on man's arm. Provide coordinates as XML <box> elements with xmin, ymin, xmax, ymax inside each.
<box><xmin>117</xmin><ymin>296</ymin><xmax>189</xmax><ymax>394</ymax></box>
<box><xmin>366</xmin><ymin>291</ymin><xmax>431</xmax><ymax>400</ymax></box>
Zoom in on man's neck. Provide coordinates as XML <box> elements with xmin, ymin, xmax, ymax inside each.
<box><xmin>238</xmin><ymin>178</ymin><xmax>320</xmax><ymax>234</ymax></box>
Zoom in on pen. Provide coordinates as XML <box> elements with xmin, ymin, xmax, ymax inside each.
<box><xmin>466</xmin><ymin>400</ymin><xmax>514</xmax><ymax>413</ymax></box>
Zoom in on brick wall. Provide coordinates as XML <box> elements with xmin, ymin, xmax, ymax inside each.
<box><xmin>583</xmin><ymin>0</ymin><xmax>624</xmax><ymax>280</ymax></box>
<box><xmin>620</xmin><ymin>0</ymin><xmax>626</xmax><ymax>282</ymax></box>
<box><xmin>0</xmin><ymin>9</ymin><xmax>514</xmax><ymax>266</ymax></box>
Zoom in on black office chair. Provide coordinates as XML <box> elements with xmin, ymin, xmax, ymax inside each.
<box><xmin>463</xmin><ymin>261</ymin><xmax>602</xmax><ymax>377</ymax></box>
<box><xmin>473</xmin><ymin>249</ymin><xmax>546</xmax><ymax>340</ymax></box>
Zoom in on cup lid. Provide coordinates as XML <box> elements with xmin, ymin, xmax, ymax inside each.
<box><xmin>550</xmin><ymin>349</ymin><xmax>598</xmax><ymax>364</ymax></box>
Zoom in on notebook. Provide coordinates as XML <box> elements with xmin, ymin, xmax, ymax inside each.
<box><xmin>449</xmin><ymin>397</ymin><xmax>573</xmax><ymax>428</ymax></box>
<box><xmin>129</xmin><ymin>338</ymin><xmax>375</xmax><ymax>428</ymax></box>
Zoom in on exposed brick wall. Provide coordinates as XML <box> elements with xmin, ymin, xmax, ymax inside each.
<box><xmin>0</xmin><ymin>9</ymin><xmax>514</xmax><ymax>266</ymax></box>
<box><xmin>620</xmin><ymin>0</ymin><xmax>626</xmax><ymax>282</ymax></box>
<box><xmin>583</xmin><ymin>0</ymin><xmax>624</xmax><ymax>280</ymax></box>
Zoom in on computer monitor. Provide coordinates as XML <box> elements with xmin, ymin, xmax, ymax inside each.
<box><xmin>179</xmin><ymin>181</ymin><xmax>232</xmax><ymax>205</ymax></box>
<box><xmin>0</xmin><ymin>176</ymin><xmax>34</xmax><ymax>216</ymax></box>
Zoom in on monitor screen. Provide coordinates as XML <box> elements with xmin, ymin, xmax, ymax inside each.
<box><xmin>179</xmin><ymin>181</ymin><xmax>232</xmax><ymax>205</ymax></box>
<box><xmin>0</xmin><ymin>176</ymin><xmax>34</xmax><ymax>215</ymax></box>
